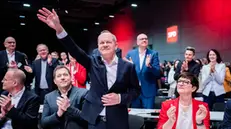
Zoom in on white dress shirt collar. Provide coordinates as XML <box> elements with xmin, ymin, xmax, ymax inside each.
<box><xmin>101</xmin><ymin>55</ymin><xmax>118</xmax><ymax>66</ymax></box>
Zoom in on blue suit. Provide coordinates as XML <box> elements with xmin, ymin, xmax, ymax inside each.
<box><xmin>220</xmin><ymin>100</ymin><xmax>231</xmax><ymax>129</ymax></box>
<box><xmin>126</xmin><ymin>48</ymin><xmax>160</xmax><ymax>109</ymax></box>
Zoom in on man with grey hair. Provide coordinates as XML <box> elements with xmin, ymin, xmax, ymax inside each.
<box><xmin>37</xmin><ymin>7</ymin><xmax>140</xmax><ymax>129</ymax></box>
<box><xmin>0</xmin><ymin>36</ymin><xmax>27</xmax><ymax>93</ymax></box>
<box><xmin>24</xmin><ymin>44</ymin><xmax>60</xmax><ymax>103</ymax></box>
<box><xmin>0</xmin><ymin>68</ymin><xmax>40</xmax><ymax>129</ymax></box>
<box><xmin>92</xmin><ymin>30</ymin><xmax>122</xmax><ymax>58</ymax></box>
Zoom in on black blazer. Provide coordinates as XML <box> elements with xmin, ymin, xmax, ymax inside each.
<box><xmin>92</xmin><ymin>48</ymin><xmax>122</xmax><ymax>58</ymax></box>
<box><xmin>59</xmin><ymin>35</ymin><xmax>141</xmax><ymax>129</ymax></box>
<box><xmin>41</xmin><ymin>87</ymin><xmax>88</xmax><ymax>129</ymax></box>
<box><xmin>31</xmin><ymin>58</ymin><xmax>59</xmax><ymax>94</ymax></box>
<box><xmin>0</xmin><ymin>50</ymin><xmax>27</xmax><ymax>92</ymax></box>
<box><xmin>174</xmin><ymin>60</ymin><xmax>200</xmax><ymax>80</ymax></box>
<box><xmin>0</xmin><ymin>90</ymin><xmax>40</xmax><ymax>129</ymax></box>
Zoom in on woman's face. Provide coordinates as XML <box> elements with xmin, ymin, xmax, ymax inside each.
<box><xmin>209</xmin><ymin>50</ymin><xmax>217</xmax><ymax>63</ymax></box>
<box><xmin>177</xmin><ymin>77</ymin><xmax>196</xmax><ymax>95</ymax></box>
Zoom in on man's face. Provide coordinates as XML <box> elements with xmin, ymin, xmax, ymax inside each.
<box><xmin>54</xmin><ymin>68</ymin><xmax>72</xmax><ymax>89</ymax></box>
<box><xmin>60</xmin><ymin>52</ymin><xmax>67</xmax><ymax>60</ymax></box>
<box><xmin>137</xmin><ymin>34</ymin><xmax>148</xmax><ymax>48</ymax></box>
<box><xmin>98</xmin><ymin>33</ymin><xmax>117</xmax><ymax>58</ymax></box>
<box><xmin>51</xmin><ymin>52</ymin><xmax>59</xmax><ymax>59</ymax></box>
<box><xmin>4</xmin><ymin>37</ymin><xmax>16</xmax><ymax>51</ymax></box>
<box><xmin>2</xmin><ymin>71</ymin><xmax>16</xmax><ymax>91</ymax></box>
<box><xmin>37</xmin><ymin>45</ymin><xmax>49</xmax><ymax>59</ymax></box>
<box><xmin>184</xmin><ymin>50</ymin><xmax>194</xmax><ymax>62</ymax></box>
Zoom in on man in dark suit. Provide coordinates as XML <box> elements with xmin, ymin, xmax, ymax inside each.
<box><xmin>41</xmin><ymin>65</ymin><xmax>88</xmax><ymax>129</ymax></box>
<box><xmin>37</xmin><ymin>8</ymin><xmax>140</xmax><ymax>129</ymax></box>
<box><xmin>174</xmin><ymin>46</ymin><xmax>200</xmax><ymax>80</ymax></box>
<box><xmin>24</xmin><ymin>44</ymin><xmax>59</xmax><ymax>103</ymax></box>
<box><xmin>0</xmin><ymin>37</ymin><xmax>27</xmax><ymax>93</ymax></box>
<box><xmin>0</xmin><ymin>68</ymin><xmax>40</xmax><ymax>129</ymax></box>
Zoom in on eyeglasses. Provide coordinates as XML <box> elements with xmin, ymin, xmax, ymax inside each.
<box><xmin>139</xmin><ymin>38</ymin><xmax>148</xmax><ymax>41</ymax></box>
<box><xmin>177</xmin><ymin>80</ymin><xmax>191</xmax><ymax>85</ymax></box>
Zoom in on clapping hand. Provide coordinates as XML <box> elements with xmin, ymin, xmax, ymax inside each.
<box><xmin>167</xmin><ymin>104</ymin><xmax>176</xmax><ymax>122</ymax></box>
<box><xmin>145</xmin><ymin>54</ymin><xmax>152</xmax><ymax>68</ymax></box>
<box><xmin>196</xmin><ymin>104</ymin><xmax>207</xmax><ymax>124</ymax></box>
<box><xmin>56</xmin><ymin>95</ymin><xmax>70</xmax><ymax>117</ymax></box>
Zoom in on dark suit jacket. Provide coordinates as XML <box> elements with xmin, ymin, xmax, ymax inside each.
<box><xmin>0</xmin><ymin>50</ymin><xmax>27</xmax><ymax>92</ymax></box>
<box><xmin>59</xmin><ymin>35</ymin><xmax>141</xmax><ymax>129</ymax></box>
<box><xmin>220</xmin><ymin>100</ymin><xmax>231</xmax><ymax>129</ymax></box>
<box><xmin>0</xmin><ymin>90</ymin><xmax>40</xmax><ymax>129</ymax></box>
<box><xmin>31</xmin><ymin>58</ymin><xmax>59</xmax><ymax>94</ymax></box>
<box><xmin>41</xmin><ymin>87</ymin><xmax>88</xmax><ymax>129</ymax></box>
<box><xmin>174</xmin><ymin>60</ymin><xmax>200</xmax><ymax>80</ymax></box>
<box><xmin>92</xmin><ymin>48</ymin><xmax>122</xmax><ymax>58</ymax></box>
<box><xmin>126</xmin><ymin>48</ymin><xmax>160</xmax><ymax>97</ymax></box>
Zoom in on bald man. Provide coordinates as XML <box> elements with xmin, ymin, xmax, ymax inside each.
<box><xmin>126</xmin><ymin>33</ymin><xmax>160</xmax><ymax>109</ymax></box>
<box><xmin>0</xmin><ymin>68</ymin><xmax>40</xmax><ymax>129</ymax></box>
<box><xmin>0</xmin><ymin>37</ymin><xmax>27</xmax><ymax>93</ymax></box>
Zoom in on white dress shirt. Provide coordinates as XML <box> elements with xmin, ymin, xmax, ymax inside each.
<box><xmin>202</xmin><ymin>63</ymin><xmax>226</xmax><ymax>96</ymax></box>
<box><xmin>6</xmin><ymin>50</ymin><xmax>15</xmax><ymax>64</ymax></box>
<box><xmin>39</xmin><ymin>60</ymin><xmax>49</xmax><ymax>89</ymax></box>
<box><xmin>138</xmin><ymin>49</ymin><xmax>146</xmax><ymax>70</ymax></box>
<box><xmin>99</xmin><ymin>55</ymin><xmax>118</xmax><ymax>116</ymax></box>
<box><xmin>2</xmin><ymin>87</ymin><xmax>25</xmax><ymax>129</ymax></box>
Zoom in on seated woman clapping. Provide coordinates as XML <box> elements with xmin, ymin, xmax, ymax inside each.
<box><xmin>157</xmin><ymin>72</ymin><xmax>210</xmax><ymax>129</ymax></box>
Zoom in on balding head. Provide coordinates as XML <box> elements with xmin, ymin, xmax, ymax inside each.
<box><xmin>8</xmin><ymin>68</ymin><xmax>26</xmax><ymax>85</ymax></box>
<box><xmin>136</xmin><ymin>33</ymin><xmax>148</xmax><ymax>48</ymax></box>
<box><xmin>2</xmin><ymin>68</ymin><xmax>26</xmax><ymax>93</ymax></box>
<box><xmin>4</xmin><ymin>36</ymin><xmax>16</xmax><ymax>51</ymax></box>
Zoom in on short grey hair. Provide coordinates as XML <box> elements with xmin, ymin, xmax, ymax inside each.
<box><xmin>8</xmin><ymin>68</ymin><xmax>26</xmax><ymax>85</ymax></box>
<box><xmin>36</xmin><ymin>43</ymin><xmax>49</xmax><ymax>52</ymax></box>
<box><xmin>98</xmin><ymin>30</ymin><xmax>117</xmax><ymax>42</ymax></box>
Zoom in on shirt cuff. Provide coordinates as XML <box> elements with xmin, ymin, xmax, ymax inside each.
<box><xmin>56</xmin><ymin>30</ymin><xmax>68</xmax><ymax>39</ymax></box>
<box><xmin>118</xmin><ymin>94</ymin><xmax>121</xmax><ymax>104</ymax></box>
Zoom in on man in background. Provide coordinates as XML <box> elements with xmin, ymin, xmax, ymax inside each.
<box><xmin>0</xmin><ymin>37</ymin><xmax>27</xmax><ymax>93</ymax></box>
<box><xmin>126</xmin><ymin>33</ymin><xmax>160</xmax><ymax>109</ymax></box>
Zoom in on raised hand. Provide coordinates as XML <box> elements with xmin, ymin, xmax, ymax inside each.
<box><xmin>167</xmin><ymin>104</ymin><xmax>176</xmax><ymax>122</ymax></box>
<box><xmin>37</xmin><ymin>8</ymin><xmax>63</xmax><ymax>34</ymax></box>
<box><xmin>196</xmin><ymin>104</ymin><xmax>207</xmax><ymax>124</ymax></box>
<box><xmin>47</xmin><ymin>54</ymin><xmax>52</xmax><ymax>65</ymax></box>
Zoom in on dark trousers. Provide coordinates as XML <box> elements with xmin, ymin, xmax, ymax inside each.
<box><xmin>88</xmin><ymin>118</ymin><xmax>106</xmax><ymax>129</ymax></box>
<box><xmin>38</xmin><ymin>88</ymin><xmax>50</xmax><ymax>104</ymax></box>
<box><xmin>203</xmin><ymin>92</ymin><xmax>224</xmax><ymax>110</ymax></box>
